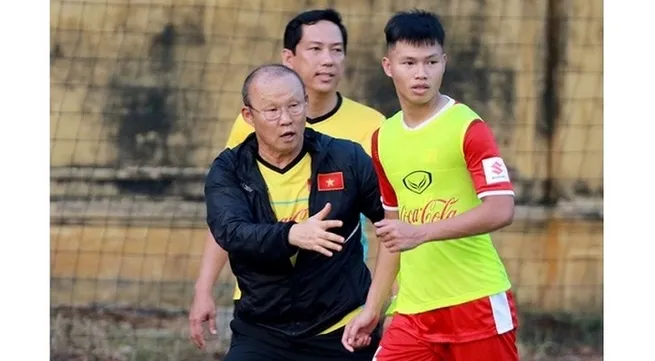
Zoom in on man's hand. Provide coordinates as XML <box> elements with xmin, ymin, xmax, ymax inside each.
<box><xmin>375</xmin><ymin>219</ymin><xmax>425</xmax><ymax>252</ymax></box>
<box><xmin>188</xmin><ymin>291</ymin><xmax>217</xmax><ymax>350</ymax></box>
<box><xmin>342</xmin><ymin>307</ymin><xmax>380</xmax><ymax>352</ymax></box>
<box><xmin>289</xmin><ymin>203</ymin><xmax>345</xmax><ymax>257</ymax></box>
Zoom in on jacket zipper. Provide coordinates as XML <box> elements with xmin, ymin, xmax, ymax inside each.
<box><xmin>288</xmin><ymin>150</ymin><xmax>329</xmax><ymax>334</ymax></box>
<box><xmin>240</xmin><ymin>139</ymin><xmax>330</xmax><ymax>336</ymax></box>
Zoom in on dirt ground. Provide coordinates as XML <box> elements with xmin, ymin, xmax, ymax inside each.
<box><xmin>50</xmin><ymin>306</ymin><xmax>602</xmax><ymax>361</ymax></box>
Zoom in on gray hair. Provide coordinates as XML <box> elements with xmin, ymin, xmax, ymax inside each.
<box><xmin>241</xmin><ymin>64</ymin><xmax>306</xmax><ymax>107</ymax></box>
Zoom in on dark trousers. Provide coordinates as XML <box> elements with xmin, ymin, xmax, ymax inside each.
<box><xmin>223</xmin><ymin>318</ymin><xmax>380</xmax><ymax>361</ymax></box>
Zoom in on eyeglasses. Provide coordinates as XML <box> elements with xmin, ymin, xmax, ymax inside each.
<box><xmin>247</xmin><ymin>101</ymin><xmax>306</xmax><ymax>121</ymax></box>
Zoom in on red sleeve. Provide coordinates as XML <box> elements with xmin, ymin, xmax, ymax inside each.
<box><xmin>371</xmin><ymin>129</ymin><xmax>399</xmax><ymax>210</ymax></box>
<box><xmin>464</xmin><ymin>120</ymin><xmax>515</xmax><ymax>198</ymax></box>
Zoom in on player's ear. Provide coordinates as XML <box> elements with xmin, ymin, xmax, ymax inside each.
<box><xmin>442</xmin><ymin>53</ymin><xmax>448</xmax><ymax>72</ymax></box>
<box><xmin>281</xmin><ymin>48</ymin><xmax>295</xmax><ymax>68</ymax></box>
<box><xmin>241</xmin><ymin>106</ymin><xmax>255</xmax><ymax>127</ymax></box>
<box><xmin>381</xmin><ymin>57</ymin><xmax>392</xmax><ymax>78</ymax></box>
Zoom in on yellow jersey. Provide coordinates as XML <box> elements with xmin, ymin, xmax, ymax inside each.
<box><xmin>373</xmin><ymin>100</ymin><xmax>514</xmax><ymax>315</ymax></box>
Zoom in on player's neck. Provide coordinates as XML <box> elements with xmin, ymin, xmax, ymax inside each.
<box><xmin>306</xmin><ymin>90</ymin><xmax>338</xmax><ymax>119</ymax></box>
<box><xmin>401</xmin><ymin>93</ymin><xmax>448</xmax><ymax>128</ymax></box>
<box><xmin>257</xmin><ymin>141</ymin><xmax>304</xmax><ymax>170</ymax></box>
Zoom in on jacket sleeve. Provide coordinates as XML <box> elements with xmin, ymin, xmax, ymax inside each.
<box><xmin>204</xmin><ymin>153</ymin><xmax>298</xmax><ymax>262</ymax></box>
<box><xmin>352</xmin><ymin>143</ymin><xmax>385</xmax><ymax>224</ymax></box>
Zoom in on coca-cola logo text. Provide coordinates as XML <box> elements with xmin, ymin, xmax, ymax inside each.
<box><xmin>399</xmin><ymin>198</ymin><xmax>459</xmax><ymax>224</ymax></box>
<box><xmin>279</xmin><ymin>208</ymin><xmax>309</xmax><ymax>222</ymax></box>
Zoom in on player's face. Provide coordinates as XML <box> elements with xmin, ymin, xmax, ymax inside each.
<box><xmin>382</xmin><ymin>41</ymin><xmax>446</xmax><ymax>106</ymax></box>
<box><xmin>242</xmin><ymin>74</ymin><xmax>307</xmax><ymax>156</ymax></box>
<box><xmin>282</xmin><ymin>20</ymin><xmax>346</xmax><ymax>95</ymax></box>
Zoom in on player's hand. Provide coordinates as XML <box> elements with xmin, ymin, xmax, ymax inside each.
<box><xmin>289</xmin><ymin>203</ymin><xmax>345</xmax><ymax>257</ymax></box>
<box><xmin>375</xmin><ymin>219</ymin><xmax>425</xmax><ymax>252</ymax></box>
<box><xmin>188</xmin><ymin>290</ymin><xmax>217</xmax><ymax>350</ymax></box>
<box><xmin>342</xmin><ymin>307</ymin><xmax>380</xmax><ymax>352</ymax></box>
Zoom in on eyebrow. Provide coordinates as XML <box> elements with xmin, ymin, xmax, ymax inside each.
<box><xmin>258</xmin><ymin>97</ymin><xmax>305</xmax><ymax>107</ymax></box>
<box><xmin>307</xmin><ymin>41</ymin><xmax>343</xmax><ymax>47</ymax></box>
<box><xmin>400</xmin><ymin>53</ymin><xmax>442</xmax><ymax>61</ymax></box>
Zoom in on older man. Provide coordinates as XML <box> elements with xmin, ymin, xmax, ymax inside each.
<box><xmin>203</xmin><ymin>64</ymin><xmax>383</xmax><ymax>361</ymax></box>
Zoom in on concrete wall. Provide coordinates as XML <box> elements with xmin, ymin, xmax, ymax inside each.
<box><xmin>50</xmin><ymin>0</ymin><xmax>603</xmax><ymax>200</ymax></box>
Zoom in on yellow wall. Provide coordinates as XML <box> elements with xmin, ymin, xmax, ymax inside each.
<box><xmin>51</xmin><ymin>216</ymin><xmax>602</xmax><ymax>313</ymax></box>
<box><xmin>50</xmin><ymin>0</ymin><xmax>602</xmax><ymax>197</ymax></box>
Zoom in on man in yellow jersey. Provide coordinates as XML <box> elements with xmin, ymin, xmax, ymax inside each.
<box><xmin>189</xmin><ymin>9</ymin><xmax>386</xmax><ymax>349</ymax></box>
<box><xmin>342</xmin><ymin>10</ymin><xmax>519</xmax><ymax>361</ymax></box>
<box><xmin>204</xmin><ymin>64</ymin><xmax>384</xmax><ymax>361</ymax></box>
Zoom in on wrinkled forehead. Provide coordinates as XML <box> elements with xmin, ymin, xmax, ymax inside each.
<box><xmin>249</xmin><ymin>73</ymin><xmax>306</xmax><ymax>107</ymax></box>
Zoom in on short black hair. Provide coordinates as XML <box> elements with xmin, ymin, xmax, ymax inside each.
<box><xmin>384</xmin><ymin>9</ymin><xmax>446</xmax><ymax>49</ymax></box>
<box><xmin>241</xmin><ymin>64</ymin><xmax>305</xmax><ymax>106</ymax></box>
<box><xmin>283</xmin><ymin>9</ymin><xmax>348</xmax><ymax>54</ymax></box>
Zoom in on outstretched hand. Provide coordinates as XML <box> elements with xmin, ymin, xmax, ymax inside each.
<box><xmin>289</xmin><ymin>203</ymin><xmax>345</xmax><ymax>256</ymax></box>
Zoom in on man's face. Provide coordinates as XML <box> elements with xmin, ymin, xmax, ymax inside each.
<box><xmin>282</xmin><ymin>20</ymin><xmax>346</xmax><ymax>95</ymax></box>
<box><xmin>382</xmin><ymin>41</ymin><xmax>446</xmax><ymax>107</ymax></box>
<box><xmin>242</xmin><ymin>73</ymin><xmax>307</xmax><ymax>156</ymax></box>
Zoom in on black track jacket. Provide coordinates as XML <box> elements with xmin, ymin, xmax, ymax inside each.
<box><xmin>204</xmin><ymin>128</ymin><xmax>384</xmax><ymax>337</ymax></box>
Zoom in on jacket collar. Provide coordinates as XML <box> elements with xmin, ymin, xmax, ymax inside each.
<box><xmin>233</xmin><ymin>128</ymin><xmax>330</xmax><ymax>186</ymax></box>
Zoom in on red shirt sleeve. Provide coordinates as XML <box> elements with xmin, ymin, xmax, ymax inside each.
<box><xmin>371</xmin><ymin>129</ymin><xmax>399</xmax><ymax>210</ymax></box>
<box><xmin>464</xmin><ymin>120</ymin><xmax>515</xmax><ymax>198</ymax></box>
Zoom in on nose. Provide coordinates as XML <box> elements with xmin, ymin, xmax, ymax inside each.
<box><xmin>319</xmin><ymin>49</ymin><xmax>335</xmax><ymax>66</ymax></box>
<box><xmin>414</xmin><ymin>63</ymin><xmax>427</xmax><ymax>79</ymax></box>
<box><xmin>278</xmin><ymin>109</ymin><xmax>293</xmax><ymax>126</ymax></box>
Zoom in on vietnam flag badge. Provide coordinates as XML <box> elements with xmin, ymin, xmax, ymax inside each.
<box><xmin>317</xmin><ymin>172</ymin><xmax>345</xmax><ymax>191</ymax></box>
